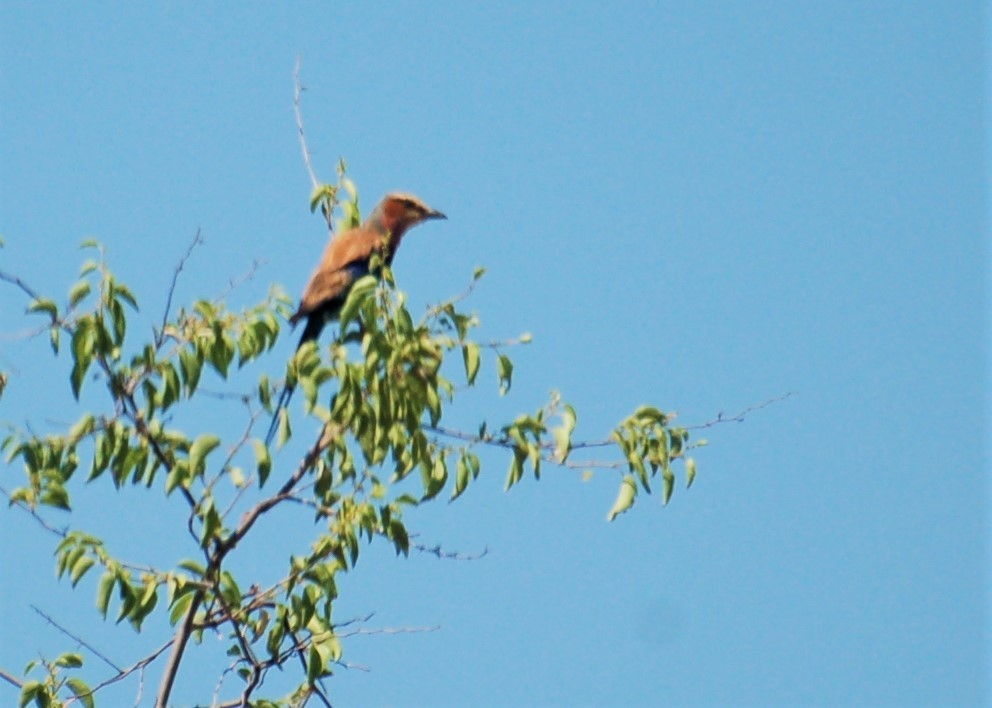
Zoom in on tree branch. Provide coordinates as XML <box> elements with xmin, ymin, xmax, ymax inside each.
<box><xmin>157</xmin><ymin>229</ymin><xmax>203</xmax><ymax>348</ymax></box>
<box><xmin>31</xmin><ymin>605</ymin><xmax>122</xmax><ymax>673</ymax></box>
<box><xmin>156</xmin><ymin>424</ymin><xmax>337</xmax><ymax>707</ymax></box>
<box><xmin>0</xmin><ymin>668</ymin><xmax>23</xmax><ymax>689</ymax></box>
<box><xmin>84</xmin><ymin>640</ymin><xmax>174</xmax><ymax>702</ymax></box>
<box><xmin>294</xmin><ymin>57</ymin><xmax>334</xmax><ymax>233</ymax></box>
<box><xmin>686</xmin><ymin>392</ymin><xmax>795</xmax><ymax>430</ymax></box>
<box><xmin>0</xmin><ymin>268</ymin><xmax>43</xmax><ymax>302</ymax></box>
<box><xmin>0</xmin><ymin>485</ymin><xmax>69</xmax><ymax>539</ymax></box>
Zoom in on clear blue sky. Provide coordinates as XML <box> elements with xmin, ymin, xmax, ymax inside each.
<box><xmin>1</xmin><ymin>2</ymin><xmax>988</xmax><ymax>706</ymax></box>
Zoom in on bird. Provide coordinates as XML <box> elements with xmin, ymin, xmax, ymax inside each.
<box><xmin>265</xmin><ymin>192</ymin><xmax>446</xmax><ymax>446</ymax></box>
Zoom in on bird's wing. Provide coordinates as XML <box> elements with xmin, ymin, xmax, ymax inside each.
<box><xmin>291</xmin><ymin>268</ymin><xmax>355</xmax><ymax>323</ymax></box>
<box><xmin>290</xmin><ymin>227</ymin><xmax>386</xmax><ymax>323</ymax></box>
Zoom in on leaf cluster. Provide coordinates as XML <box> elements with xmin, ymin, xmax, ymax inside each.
<box><xmin>2</xmin><ymin>189</ymin><xmax>701</xmax><ymax>706</ymax></box>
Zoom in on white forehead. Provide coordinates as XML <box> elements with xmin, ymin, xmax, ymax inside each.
<box><xmin>385</xmin><ymin>192</ymin><xmax>430</xmax><ymax>210</ymax></box>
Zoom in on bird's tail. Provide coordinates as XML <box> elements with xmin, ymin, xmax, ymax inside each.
<box><xmin>264</xmin><ymin>318</ymin><xmax>326</xmax><ymax>448</ymax></box>
<box><xmin>264</xmin><ymin>383</ymin><xmax>295</xmax><ymax>447</ymax></box>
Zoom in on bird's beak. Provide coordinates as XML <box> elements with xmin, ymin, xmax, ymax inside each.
<box><xmin>426</xmin><ymin>208</ymin><xmax>447</xmax><ymax>220</ymax></box>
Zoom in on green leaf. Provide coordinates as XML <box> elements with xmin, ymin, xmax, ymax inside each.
<box><xmin>496</xmin><ymin>353</ymin><xmax>513</xmax><ymax>395</ymax></box>
<box><xmin>27</xmin><ymin>298</ymin><xmax>58</xmax><ymax>321</ymax></box>
<box><xmin>685</xmin><ymin>457</ymin><xmax>697</xmax><ymax>489</ymax></box>
<box><xmin>114</xmin><ymin>283</ymin><xmax>139</xmax><ymax>310</ymax></box>
<box><xmin>188</xmin><ymin>434</ymin><xmax>221</xmax><ymax>477</ymax></box>
<box><xmin>309</xmin><ymin>183</ymin><xmax>338</xmax><ymax>213</ymax></box>
<box><xmin>253</xmin><ymin>439</ymin><xmax>272</xmax><ymax>486</ymax></box>
<box><xmin>421</xmin><ymin>455</ymin><xmax>447</xmax><ymax>500</ymax></box>
<box><xmin>462</xmin><ymin>343</ymin><xmax>481</xmax><ymax>385</ymax></box>
<box><xmin>307</xmin><ymin>644</ymin><xmax>323</xmax><ymax>684</ymax></box>
<box><xmin>388</xmin><ymin>518</ymin><xmax>410</xmax><ymax>556</ymax></box>
<box><xmin>607</xmin><ymin>475</ymin><xmax>637</xmax><ymax>522</ymax></box>
<box><xmin>505</xmin><ymin>449</ymin><xmax>525</xmax><ymax>490</ymax></box>
<box><xmin>178</xmin><ymin>347</ymin><xmax>203</xmax><ymax>396</ymax></box>
<box><xmin>452</xmin><ymin>455</ymin><xmax>470</xmax><ymax>501</ymax></box>
<box><xmin>66</xmin><ymin>678</ymin><xmax>95</xmax><ymax>708</ymax></box>
<box><xmin>69</xmin><ymin>413</ymin><xmax>96</xmax><ymax>441</ymax></box>
<box><xmin>165</xmin><ymin>460</ymin><xmax>190</xmax><ymax>495</ymax></box>
<box><xmin>159</xmin><ymin>363</ymin><xmax>181</xmax><ymax>410</ymax></box>
<box><xmin>109</xmin><ymin>298</ymin><xmax>126</xmax><ymax>345</ymax></box>
<box><xmin>19</xmin><ymin>681</ymin><xmax>43</xmax><ymax>708</ymax></box>
<box><xmin>178</xmin><ymin>559</ymin><xmax>206</xmax><ymax>576</ymax></box>
<box><xmin>258</xmin><ymin>374</ymin><xmax>272</xmax><ymax>411</ymax></box>
<box><xmin>116</xmin><ymin>578</ymin><xmax>136</xmax><ymax>624</ymax></box>
<box><xmin>207</xmin><ymin>336</ymin><xmax>232</xmax><ymax>378</ymax></box>
<box><xmin>634</xmin><ymin>405</ymin><xmax>668</xmax><ymax>424</ymax></box>
<box><xmin>662</xmin><ymin>466</ymin><xmax>675</xmax><ymax>505</ymax></box>
<box><xmin>96</xmin><ymin>572</ymin><xmax>115</xmax><ymax>617</ymax></box>
<box><xmin>70</xmin><ymin>556</ymin><xmax>95</xmax><ymax>587</ymax></box>
<box><xmin>277</xmin><ymin>407</ymin><xmax>291</xmax><ymax>447</ymax></box>
<box><xmin>200</xmin><ymin>499</ymin><xmax>222</xmax><ymax>548</ymax></box>
<box><xmin>339</xmin><ymin>275</ymin><xmax>377</xmax><ymax>328</ymax></box>
<box><xmin>552</xmin><ymin>404</ymin><xmax>576</xmax><ymax>462</ymax></box>
<box><xmin>40</xmin><ymin>485</ymin><xmax>70</xmax><ymax>510</ymax></box>
<box><xmin>55</xmin><ymin>652</ymin><xmax>83</xmax><ymax>668</ymax></box>
<box><xmin>169</xmin><ymin>588</ymin><xmax>195</xmax><ymax>625</ymax></box>
<box><xmin>68</xmin><ymin>281</ymin><xmax>91</xmax><ymax>308</ymax></box>
<box><xmin>69</xmin><ymin>321</ymin><xmax>94</xmax><ymax>399</ymax></box>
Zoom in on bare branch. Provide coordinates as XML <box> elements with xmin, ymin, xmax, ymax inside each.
<box><xmin>157</xmin><ymin>586</ymin><xmax>203</xmax><ymax>708</ymax></box>
<box><xmin>31</xmin><ymin>605</ymin><xmax>122</xmax><ymax>673</ymax></box>
<box><xmin>133</xmin><ymin>662</ymin><xmax>146</xmax><ymax>708</ymax></box>
<box><xmin>85</xmin><ymin>640</ymin><xmax>174</xmax><ymax>700</ymax></box>
<box><xmin>409</xmin><ymin>537</ymin><xmax>489</xmax><ymax>561</ymax></box>
<box><xmin>333</xmin><ymin>612</ymin><xmax>376</xmax><ymax>630</ymax></box>
<box><xmin>0</xmin><ymin>668</ymin><xmax>23</xmax><ymax>689</ymax></box>
<box><xmin>0</xmin><ymin>485</ymin><xmax>69</xmax><ymax>539</ymax></box>
<box><xmin>336</xmin><ymin>623</ymin><xmax>441</xmax><ymax>639</ymax></box>
<box><xmin>158</xmin><ymin>229</ymin><xmax>204</xmax><ymax>347</ymax></box>
<box><xmin>686</xmin><ymin>392</ymin><xmax>795</xmax><ymax>430</ymax></box>
<box><xmin>424</xmin><ymin>275</ymin><xmax>481</xmax><ymax>320</ymax></box>
<box><xmin>294</xmin><ymin>57</ymin><xmax>334</xmax><ymax>233</ymax></box>
<box><xmin>294</xmin><ymin>57</ymin><xmax>319</xmax><ymax>193</ymax></box>
<box><xmin>0</xmin><ymin>268</ymin><xmax>43</xmax><ymax>302</ymax></box>
<box><xmin>211</xmin><ymin>583</ymin><xmax>263</xmax><ymax>706</ymax></box>
<box><xmin>212</xmin><ymin>258</ymin><xmax>266</xmax><ymax>304</ymax></box>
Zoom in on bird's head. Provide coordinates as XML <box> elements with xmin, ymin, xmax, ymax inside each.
<box><xmin>369</xmin><ymin>192</ymin><xmax>446</xmax><ymax>238</ymax></box>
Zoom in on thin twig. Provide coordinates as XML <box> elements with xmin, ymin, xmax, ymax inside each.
<box><xmin>0</xmin><ymin>485</ymin><xmax>69</xmax><ymax>539</ymax></box>
<box><xmin>31</xmin><ymin>605</ymin><xmax>122</xmax><ymax>673</ymax></box>
<box><xmin>212</xmin><ymin>258</ymin><xmax>265</xmax><ymax>304</ymax></box>
<box><xmin>0</xmin><ymin>268</ymin><xmax>43</xmax><ymax>302</ymax></box>
<box><xmin>336</xmin><ymin>624</ymin><xmax>441</xmax><ymax>639</ymax></box>
<box><xmin>333</xmin><ymin>612</ymin><xmax>376</xmax><ymax>630</ymax></box>
<box><xmin>686</xmin><ymin>392</ymin><xmax>795</xmax><ymax>430</ymax></box>
<box><xmin>294</xmin><ymin>57</ymin><xmax>334</xmax><ymax>233</ymax></box>
<box><xmin>294</xmin><ymin>57</ymin><xmax>320</xmax><ymax>193</ymax></box>
<box><xmin>424</xmin><ymin>276</ymin><xmax>481</xmax><ymax>320</ymax></box>
<box><xmin>0</xmin><ymin>668</ymin><xmax>23</xmax><ymax>689</ymax></box>
<box><xmin>83</xmin><ymin>640</ymin><xmax>174</xmax><ymax>700</ymax></box>
<box><xmin>196</xmin><ymin>388</ymin><xmax>255</xmax><ymax>403</ymax></box>
<box><xmin>133</xmin><ymin>663</ymin><xmax>145</xmax><ymax>708</ymax></box>
<box><xmin>410</xmin><ymin>540</ymin><xmax>489</xmax><ymax>561</ymax></box>
<box><xmin>158</xmin><ymin>229</ymin><xmax>203</xmax><ymax>347</ymax></box>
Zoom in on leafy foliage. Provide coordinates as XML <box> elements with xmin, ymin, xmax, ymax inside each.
<box><xmin>1</xmin><ymin>183</ymin><xmax>701</xmax><ymax>706</ymax></box>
